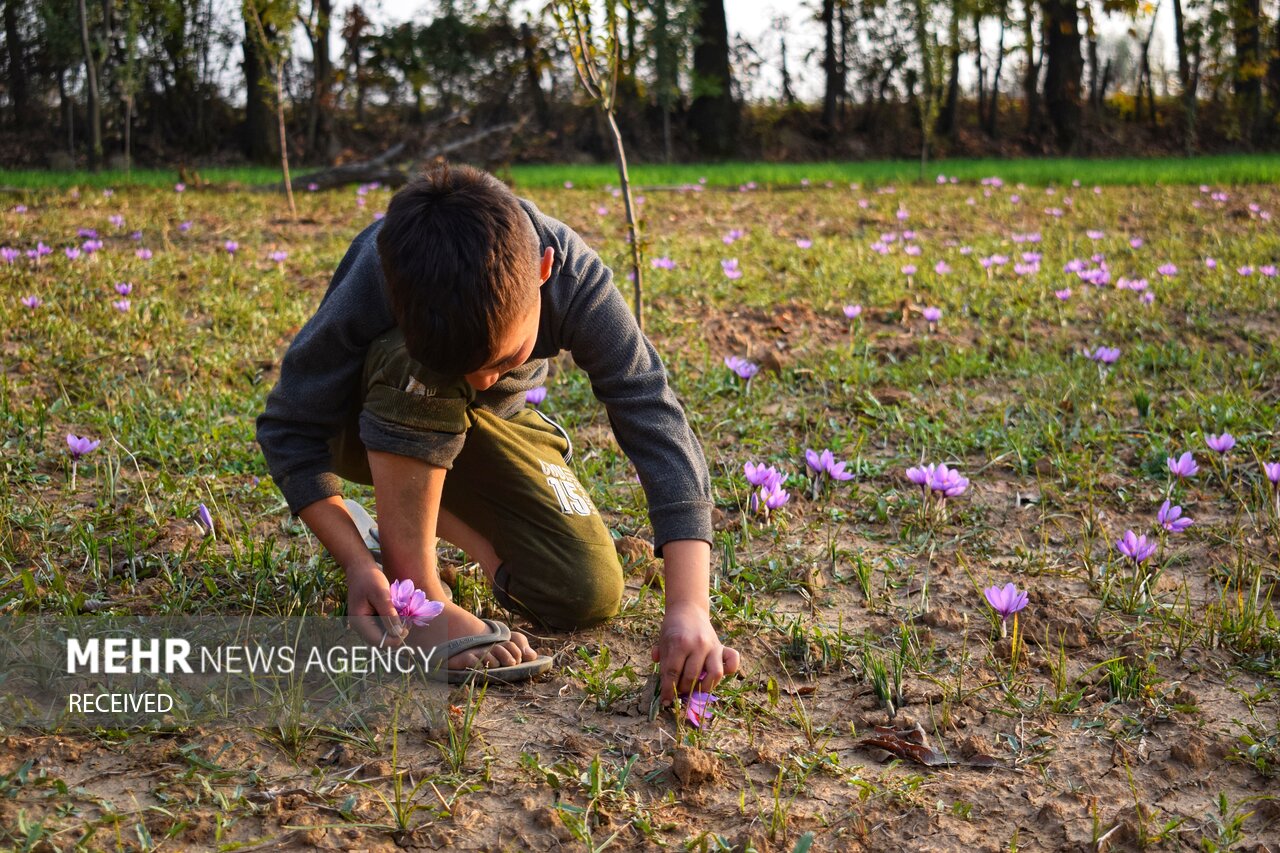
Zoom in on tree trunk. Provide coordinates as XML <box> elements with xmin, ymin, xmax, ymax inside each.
<box><xmin>1137</xmin><ymin>3</ymin><xmax>1161</xmax><ymax>129</ymax></box>
<box><xmin>1269</xmin><ymin>3</ymin><xmax>1280</xmax><ymax>131</ymax></box>
<box><xmin>1171</xmin><ymin>0</ymin><xmax>1197</xmax><ymax>152</ymax></box>
<box><xmin>1086</xmin><ymin>8</ymin><xmax>1099</xmax><ymax>109</ymax></box>
<box><xmin>1040</xmin><ymin>0</ymin><xmax>1082</xmax><ymax>152</ymax></box>
<box><xmin>1232</xmin><ymin>0</ymin><xmax>1263</xmax><ymax>143</ymax></box>
<box><xmin>821</xmin><ymin>0</ymin><xmax>839</xmax><ymax>132</ymax></box>
<box><xmin>975</xmin><ymin>12</ymin><xmax>986</xmax><ymax>127</ymax></box>
<box><xmin>936</xmin><ymin>3</ymin><xmax>961</xmax><ymax>139</ymax></box>
<box><xmin>780</xmin><ymin>35</ymin><xmax>797</xmax><ymax>105</ymax></box>
<box><xmin>3</xmin><ymin>0</ymin><xmax>29</xmax><ymax>129</ymax></box>
<box><xmin>519</xmin><ymin>23</ymin><xmax>550</xmax><ymax>131</ymax></box>
<box><xmin>688</xmin><ymin>0</ymin><xmax>737</xmax><ymax>157</ymax></box>
<box><xmin>78</xmin><ymin>0</ymin><xmax>102</xmax><ymax>170</ymax></box>
<box><xmin>1022</xmin><ymin>0</ymin><xmax>1041</xmax><ymax>138</ymax></box>
<box><xmin>305</xmin><ymin>0</ymin><xmax>334</xmax><ymax>161</ymax></box>
<box><xmin>59</xmin><ymin>70</ymin><xmax>75</xmax><ymax>159</ymax></box>
<box><xmin>242</xmin><ymin>7</ymin><xmax>275</xmax><ymax>162</ymax></box>
<box><xmin>986</xmin><ymin>4</ymin><xmax>1006</xmax><ymax>137</ymax></box>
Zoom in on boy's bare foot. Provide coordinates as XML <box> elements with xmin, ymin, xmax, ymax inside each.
<box><xmin>403</xmin><ymin>599</ymin><xmax>538</xmax><ymax>671</ymax></box>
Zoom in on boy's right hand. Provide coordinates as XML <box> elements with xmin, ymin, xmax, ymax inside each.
<box><xmin>346</xmin><ymin>564</ymin><xmax>408</xmax><ymax>646</ymax></box>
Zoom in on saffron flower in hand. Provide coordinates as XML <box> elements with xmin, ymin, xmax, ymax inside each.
<box><xmin>388</xmin><ymin>579</ymin><xmax>444</xmax><ymax>627</ymax></box>
<box><xmin>683</xmin><ymin>688</ymin><xmax>716</xmax><ymax>728</ymax></box>
<box><xmin>983</xmin><ymin>582</ymin><xmax>1028</xmax><ymax>636</ymax></box>
<box><xmin>1157</xmin><ymin>500</ymin><xmax>1193</xmax><ymax>533</ymax></box>
<box><xmin>525</xmin><ymin>386</ymin><xmax>547</xmax><ymax>406</ymax></box>
<box><xmin>724</xmin><ymin>356</ymin><xmax>759</xmax><ymax>380</ymax></box>
<box><xmin>1116</xmin><ymin>530</ymin><xmax>1157</xmax><ymax>564</ymax></box>
<box><xmin>1167</xmin><ymin>452</ymin><xmax>1198</xmax><ymax>478</ymax></box>
<box><xmin>1205</xmin><ymin>432</ymin><xmax>1235</xmax><ymax>454</ymax></box>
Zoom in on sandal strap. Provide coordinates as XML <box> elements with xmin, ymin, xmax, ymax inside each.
<box><xmin>430</xmin><ymin>618</ymin><xmax>512</xmax><ymax>663</ymax></box>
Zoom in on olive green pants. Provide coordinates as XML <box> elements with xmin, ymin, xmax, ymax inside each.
<box><xmin>329</xmin><ymin>329</ymin><xmax>623</xmax><ymax>630</ymax></box>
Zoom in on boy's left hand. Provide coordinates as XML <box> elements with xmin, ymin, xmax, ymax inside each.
<box><xmin>651</xmin><ymin>602</ymin><xmax>740</xmax><ymax>704</ymax></box>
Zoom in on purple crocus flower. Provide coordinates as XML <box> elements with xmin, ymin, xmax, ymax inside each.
<box><xmin>178</xmin><ymin>221</ymin><xmax>192</xmax><ymax>232</ymax></box>
<box><xmin>1206</xmin><ymin>432</ymin><xmax>1236</xmax><ymax>454</ymax></box>
<box><xmin>1157</xmin><ymin>263</ymin><xmax>1178</xmax><ymax>276</ymax></box>
<box><xmin>796</xmin><ymin>238</ymin><xmax>812</xmax><ymax>249</ymax></box>
<box><xmin>922</xmin><ymin>307</ymin><xmax>942</xmax><ymax>324</ymax></box>
<box><xmin>1</xmin><ymin>247</ymin><xmax>19</xmax><ymax>263</ymax></box>
<box><xmin>64</xmin><ymin>247</ymin><xmax>80</xmax><ymax>260</ymax></box>
<box><xmin>843</xmin><ymin>304</ymin><xmax>862</xmax><ymax>320</ymax></box>
<box><xmin>67</xmin><ymin>433</ymin><xmax>100</xmax><ymax>460</ymax></box>
<box><xmin>525</xmin><ymin>386</ymin><xmax>547</xmax><ymax>406</ymax></box>
<box><xmin>268</xmin><ymin>250</ymin><xmax>288</xmax><ymax>263</ymax></box>
<box><xmin>21</xmin><ymin>295</ymin><xmax>42</xmax><ymax>308</ymax></box>
<box><xmin>1263</xmin><ymin>462</ymin><xmax>1280</xmax><ymax>485</ymax></box>
<box><xmin>388</xmin><ymin>578</ymin><xmax>444</xmax><ymax>627</ymax></box>
<box><xmin>115</xmin><ymin>282</ymin><xmax>132</xmax><ymax>296</ymax></box>
<box><xmin>683</xmin><ymin>688</ymin><xmax>716</xmax><ymax>728</ymax></box>
<box><xmin>721</xmin><ymin>258</ymin><xmax>742</xmax><ymax>280</ymax></box>
<box><xmin>1157</xmin><ymin>500</ymin><xmax>1193</xmax><ymax>533</ymax></box>
<box><xmin>1055</xmin><ymin>288</ymin><xmax>1072</xmax><ymax>301</ymax></box>
<box><xmin>724</xmin><ymin>356</ymin><xmax>759</xmax><ymax>380</ymax></box>
<box><xmin>174</xmin><ymin>182</ymin><xmax>186</xmax><ymax>193</ymax></box>
<box><xmin>744</xmin><ymin>463</ymin><xmax>784</xmax><ymax>492</ymax></box>
<box><xmin>935</xmin><ymin>261</ymin><xmax>952</xmax><ymax>275</ymax></box>
<box><xmin>761</xmin><ymin>484</ymin><xmax>790</xmax><ymax>511</ymax></box>
<box><xmin>135</xmin><ymin>248</ymin><xmax>152</xmax><ymax>260</ymax></box>
<box><xmin>1167</xmin><ymin>452</ymin><xmax>1198</xmax><ymax>478</ymax></box>
<box><xmin>194</xmin><ymin>503</ymin><xmax>214</xmax><ymax>537</ymax></box>
<box><xmin>225</xmin><ymin>241</ymin><xmax>239</xmax><ymax>254</ymax></box>
<box><xmin>650</xmin><ymin>256</ymin><xmax>676</xmax><ymax>270</ymax></box>
<box><xmin>1116</xmin><ymin>530</ymin><xmax>1157</xmax><ymax>564</ymax></box>
<box><xmin>983</xmin><ymin>582</ymin><xmax>1029</xmax><ymax>633</ymax></box>
<box><xmin>112</xmin><ymin>299</ymin><xmax>130</xmax><ymax>312</ymax></box>
<box><xmin>805</xmin><ymin>449</ymin><xmax>854</xmax><ymax>483</ymax></box>
<box><xmin>77</xmin><ymin>228</ymin><xmax>98</xmax><ymax>239</ymax></box>
<box><xmin>927</xmin><ymin>464</ymin><xmax>969</xmax><ymax>497</ymax></box>
<box><xmin>906</xmin><ymin>464</ymin><xmax>933</xmax><ymax>490</ymax></box>
<box><xmin>1205</xmin><ymin>257</ymin><xmax>1217</xmax><ymax>269</ymax></box>
<box><xmin>901</xmin><ymin>264</ymin><xmax>918</xmax><ymax>276</ymax></box>
<box><xmin>1087</xmin><ymin>346</ymin><xmax>1120</xmax><ymax>364</ymax></box>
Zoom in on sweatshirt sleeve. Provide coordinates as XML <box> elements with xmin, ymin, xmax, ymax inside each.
<box><xmin>255</xmin><ymin>227</ymin><xmax>396</xmax><ymax>514</ymax></box>
<box><xmin>549</xmin><ymin>223</ymin><xmax>714</xmax><ymax>554</ymax></box>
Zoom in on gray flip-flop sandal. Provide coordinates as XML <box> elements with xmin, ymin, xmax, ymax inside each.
<box><xmin>343</xmin><ymin>498</ymin><xmax>382</xmax><ymax>560</ymax></box>
<box><xmin>426</xmin><ymin>618</ymin><xmax>555</xmax><ymax>684</ymax></box>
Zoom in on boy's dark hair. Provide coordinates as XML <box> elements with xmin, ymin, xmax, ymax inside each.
<box><xmin>377</xmin><ymin>164</ymin><xmax>539</xmax><ymax>376</ymax></box>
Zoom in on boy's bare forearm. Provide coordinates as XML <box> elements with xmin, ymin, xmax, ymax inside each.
<box><xmin>367</xmin><ymin>449</ymin><xmax>449</xmax><ymax>597</ymax></box>
<box><xmin>298</xmin><ymin>497</ymin><xmax>381</xmax><ymax>577</ymax></box>
<box><xmin>660</xmin><ymin>539</ymin><xmax>712</xmax><ymax>613</ymax></box>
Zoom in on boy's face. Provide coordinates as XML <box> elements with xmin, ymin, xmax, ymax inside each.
<box><xmin>463</xmin><ymin>247</ymin><xmax>555</xmax><ymax>391</ymax></box>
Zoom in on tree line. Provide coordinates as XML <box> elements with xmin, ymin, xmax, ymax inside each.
<box><xmin>1</xmin><ymin>0</ymin><xmax>1277</xmax><ymax>170</ymax></box>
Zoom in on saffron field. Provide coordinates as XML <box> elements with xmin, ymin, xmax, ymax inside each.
<box><xmin>1</xmin><ymin>175</ymin><xmax>1279</xmax><ymax>850</ymax></box>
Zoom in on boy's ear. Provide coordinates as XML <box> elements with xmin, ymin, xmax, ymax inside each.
<box><xmin>538</xmin><ymin>247</ymin><xmax>554</xmax><ymax>286</ymax></box>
